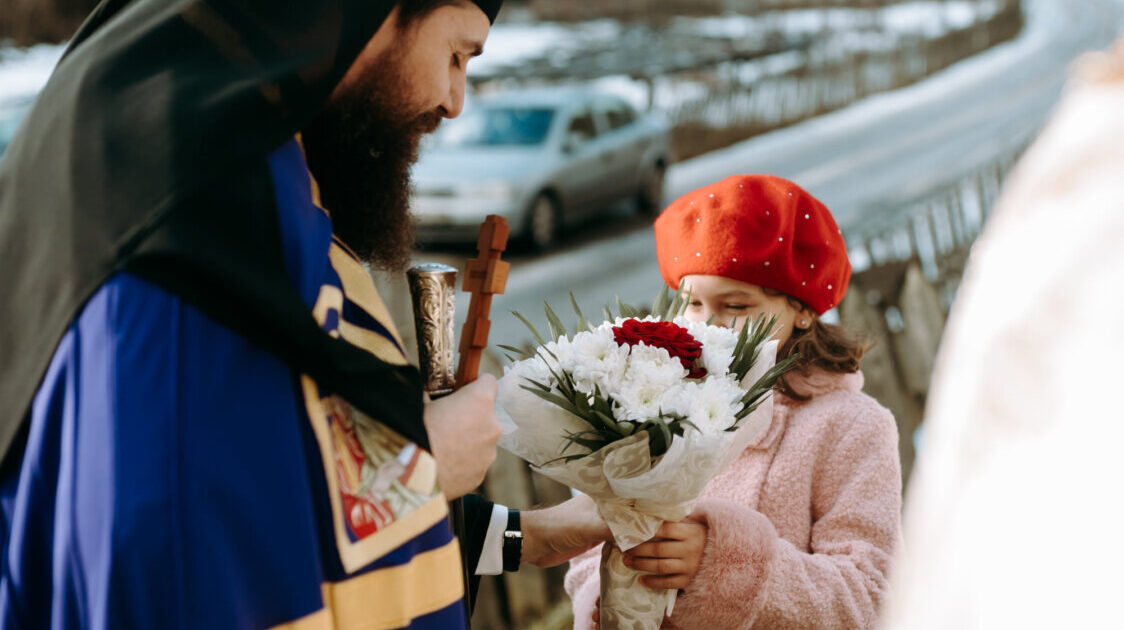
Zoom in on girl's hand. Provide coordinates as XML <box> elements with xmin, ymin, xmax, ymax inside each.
<box><xmin>622</xmin><ymin>518</ymin><xmax>708</xmax><ymax>590</ymax></box>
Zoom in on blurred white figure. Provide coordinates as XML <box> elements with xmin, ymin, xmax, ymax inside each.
<box><xmin>881</xmin><ymin>40</ymin><xmax>1124</xmax><ymax>630</ymax></box>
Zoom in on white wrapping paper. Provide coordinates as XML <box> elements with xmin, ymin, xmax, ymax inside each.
<box><xmin>498</xmin><ymin>340</ymin><xmax>779</xmax><ymax>629</ymax></box>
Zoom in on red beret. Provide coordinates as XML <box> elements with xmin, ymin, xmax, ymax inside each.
<box><xmin>654</xmin><ymin>175</ymin><xmax>850</xmax><ymax>314</ymax></box>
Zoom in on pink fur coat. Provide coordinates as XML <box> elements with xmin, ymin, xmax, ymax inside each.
<box><xmin>565</xmin><ymin>369</ymin><xmax>902</xmax><ymax>630</ymax></box>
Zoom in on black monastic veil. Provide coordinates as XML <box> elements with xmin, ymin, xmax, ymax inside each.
<box><xmin>0</xmin><ymin>0</ymin><xmax>494</xmax><ymax>468</ymax></box>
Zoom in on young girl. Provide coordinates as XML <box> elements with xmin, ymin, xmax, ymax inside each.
<box><xmin>565</xmin><ymin>174</ymin><xmax>902</xmax><ymax>629</ymax></box>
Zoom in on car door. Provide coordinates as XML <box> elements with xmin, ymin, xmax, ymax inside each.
<box><xmin>596</xmin><ymin>97</ymin><xmax>646</xmax><ymax>201</ymax></box>
<box><xmin>555</xmin><ymin>107</ymin><xmax>607</xmax><ymax>219</ymax></box>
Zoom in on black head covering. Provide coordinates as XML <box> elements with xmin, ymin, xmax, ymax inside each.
<box><xmin>471</xmin><ymin>0</ymin><xmax>502</xmax><ymax>23</ymax></box>
<box><xmin>0</xmin><ymin>0</ymin><xmax>498</xmax><ymax>466</ymax></box>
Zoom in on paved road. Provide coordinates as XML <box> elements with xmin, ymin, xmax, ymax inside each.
<box><xmin>387</xmin><ymin>0</ymin><xmax>1123</xmax><ymax>355</ymax></box>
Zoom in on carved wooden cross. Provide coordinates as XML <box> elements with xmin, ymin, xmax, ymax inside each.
<box><xmin>455</xmin><ymin>215</ymin><xmax>511</xmax><ymax>388</ymax></box>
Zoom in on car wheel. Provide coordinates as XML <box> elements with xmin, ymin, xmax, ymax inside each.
<box><xmin>637</xmin><ymin>163</ymin><xmax>666</xmax><ymax>215</ymax></box>
<box><xmin>525</xmin><ymin>193</ymin><xmax>561</xmax><ymax>251</ymax></box>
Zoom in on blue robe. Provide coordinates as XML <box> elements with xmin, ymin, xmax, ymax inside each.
<box><xmin>0</xmin><ymin>139</ymin><xmax>466</xmax><ymax>630</ymax></box>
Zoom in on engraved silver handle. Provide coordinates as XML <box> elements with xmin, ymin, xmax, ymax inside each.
<box><xmin>407</xmin><ymin>263</ymin><xmax>458</xmax><ymax>398</ymax></box>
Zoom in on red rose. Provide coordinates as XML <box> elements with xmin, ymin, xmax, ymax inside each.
<box><xmin>612</xmin><ymin>319</ymin><xmax>707</xmax><ymax>378</ymax></box>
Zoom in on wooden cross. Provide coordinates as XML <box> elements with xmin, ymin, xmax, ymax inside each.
<box><xmin>455</xmin><ymin>215</ymin><xmax>510</xmax><ymax>388</ymax></box>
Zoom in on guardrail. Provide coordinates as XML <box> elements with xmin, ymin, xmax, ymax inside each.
<box><xmin>666</xmin><ymin>2</ymin><xmax>1024</xmax><ymax>158</ymax></box>
<box><xmin>838</xmin><ymin>142</ymin><xmax>1027</xmax><ymax>484</ymax></box>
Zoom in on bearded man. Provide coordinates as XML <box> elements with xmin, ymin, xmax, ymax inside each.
<box><xmin>0</xmin><ymin>1</ymin><xmax>608</xmax><ymax>628</ymax></box>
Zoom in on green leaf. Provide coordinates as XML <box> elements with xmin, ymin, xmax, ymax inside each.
<box><xmin>663</xmin><ymin>279</ymin><xmax>689</xmax><ymax>320</ymax></box>
<box><xmin>521</xmin><ymin>377</ymin><xmax>553</xmax><ymax>392</ymax></box>
<box><xmin>541</xmin><ymin>452</ymin><xmax>595</xmax><ymax>466</ymax></box>
<box><xmin>519</xmin><ymin>384</ymin><xmax>582</xmax><ymax>417</ymax></box>
<box><xmin>652</xmin><ymin>287</ymin><xmax>670</xmax><ymax>320</ymax></box>
<box><xmin>672</xmin><ymin>282</ymin><xmax>693</xmax><ymax>319</ymax></box>
<box><xmin>617</xmin><ymin>296</ymin><xmax>640</xmax><ymax>319</ymax></box>
<box><xmin>603</xmin><ymin>305</ymin><xmax>615</xmax><ymax>323</ymax></box>
<box><xmin>572</xmin><ymin>393</ymin><xmax>592</xmax><ymax>415</ymax></box>
<box><xmin>641</xmin><ymin>419</ymin><xmax>674</xmax><ymax>458</ymax></box>
<box><xmin>730</xmin><ymin>313</ymin><xmax>783</xmax><ymax>381</ymax></box>
<box><xmin>664</xmin><ymin>287</ymin><xmax>681</xmax><ymax>321</ymax></box>
<box><xmin>497</xmin><ymin>344</ymin><xmax>532</xmax><ymax>361</ymax></box>
<box><xmin>734</xmin><ymin>353</ymin><xmax>801</xmax><ymax>420</ymax></box>
<box><xmin>512</xmin><ymin>311</ymin><xmax>547</xmax><ymax>347</ymax></box>
<box><xmin>734</xmin><ymin>398</ymin><xmax>766</xmax><ymax>422</ymax></box>
<box><xmin>543</xmin><ymin>300</ymin><xmax>568</xmax><ymax>341</ymax></box>
<box><xmin>593</xmin><ymin>410</ymin><xmax>623</xmax><ymax>434</ymax></box>
<box><xmin>570</xmin><ymin>292</ymin><xmax>588</xmax><ymax>333</ymax></box>
<box><xmin>678</xmin><ymin>419</ymin><xmax>702</xmax><ymax>434</ymax></box>
<box><xmin>731</xmin><ymin>316</ymin><xmax>752</xmax><ymax>368</ymax></box>
<box><xmin>584</xmin><ymin>408</ymin><xmax>623</xmax><ymax>439</ymax></box>
<box><xmin>565</xmin><ymin>434</ymin><xmax>610</xmax><ymax>451</ymax></box>
<box><xmin>658</xmin><ymin>418</ymin><xmax>673</xmax><ymax>446</ymax></box>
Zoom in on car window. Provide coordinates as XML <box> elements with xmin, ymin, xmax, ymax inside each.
<box><xmin>566</xmin><ymin>111</ymin><xmax>598</xmax><ymax>143</ymax></box>
<box><xmin>604</xmin><ymin>100</ymin><xmax>637</xmax><ymax>131</ymax></box>
<box><xmin>435</xmin><ymin>107</ymin><xmax>555</xmax><ymax>147</ymax></box>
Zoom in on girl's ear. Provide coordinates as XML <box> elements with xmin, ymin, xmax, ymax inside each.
<box><xmin>795</xmin><ymin>305</ymin><xmax>816</xmax><ymax>330</ymax></box>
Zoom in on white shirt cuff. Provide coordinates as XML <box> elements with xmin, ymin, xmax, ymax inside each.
<box><xmin>474</xmin><ymin>503</ymin><xmax>508</xmax><ymax>576</ymax></box>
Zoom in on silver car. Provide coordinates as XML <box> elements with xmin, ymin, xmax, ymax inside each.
<box><xmin>411</xmin><ymin>87</ymin><xmax>672</xmax><ymax>249</ymax></box>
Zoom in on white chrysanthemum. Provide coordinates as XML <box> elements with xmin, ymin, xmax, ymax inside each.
<box><xmin>594</xmin><ymin>315</ymin><xmax>662</xmax><ymax>335</ymax></box>
<box><xmin>611</xmin><ymin>343</ymin><xmax>687</xmax><ymax>421</ymax></box>
<box><xmin>627</xmin><ymin>343</ymin><xmax>688</xmax><ymax>380</ymax></box>
<box><xmin>680</xmin><ymin>375</ymin><xmax>743</xmax><ymax>434</ymax></box>
<box><xmin>504</xmin><ymin>353</ymin><xmax>557</xmax><ymax>389</ymax></box>
<box><xmin>568</xmin><ymin>329</ymin><xmax>630</xmax><ymax>394</ymax></box>
<box><xmin>656</xmin><ymin>381</ymin><xmax>694</xmax><ymax>419</ymax></box>
<box><xmin>681</xmin><ymin>319</ymin><xmax>739</xmax><ymax>376</ymax></box>
<box><xmin>540</xmin><ymin>335</ymin><xmax>574</xmax><ymax>373</ymax></box>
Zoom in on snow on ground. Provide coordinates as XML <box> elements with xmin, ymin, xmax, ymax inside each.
<box><xmin>0</xmin><ymin>43</ymin><xmax>63</xmax><ymax>105</ymax></box>
<box><xmin>1</xmin><ymin>1</ymin><xmax>1017</xmax><ymax>107</ymax></box>
<box><xmin>685</xmin><ymin>0</ymin><xmax>1001</xmax><ymax>39</ymax></box>
<box><xmin>470</xmin><ymin>19</ymin><xmax>622</xmax><ymax>76</ymax></box>
<box><xmin>669</xmin><ymin>0</ymin><xmax>1062</xmax><ymax>194</ymax></box>
<box><xmin>470</xmin><ymin>1</ymin><xmax>1007</xmax><ymax>79</ymax></box>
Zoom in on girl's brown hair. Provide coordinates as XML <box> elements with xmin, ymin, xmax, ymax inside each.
<box><xmin>762</xmin><ymin>288</ymin><xmax>869</xmax><ymax>401</ymax></box>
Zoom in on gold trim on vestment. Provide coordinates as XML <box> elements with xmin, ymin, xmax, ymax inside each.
<box><xmin>267</xmin><ymin>540</ymin><xmax>464</xmax><ymax>630</ymax></box>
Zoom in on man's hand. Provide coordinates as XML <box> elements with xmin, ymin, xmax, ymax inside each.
<box><xmin>521</xmin><ymin>493</ymin><xmax>613</xmax><ymax>567</ymax></box>
<box><xmin>622</xmin><ymin>517</ymin><xmax>708</xmax><ymax>590</ymax></box>
<box><xmin>423</xmin><ymin>374</ymin><xmax>501</xmax><ymax>500</ymax></box>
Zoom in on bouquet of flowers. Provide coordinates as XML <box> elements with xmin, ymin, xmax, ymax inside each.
<box><xmin>496</xmin><ymin>288</ymin><xmax>797</xmax><ymax>630</ymax></box>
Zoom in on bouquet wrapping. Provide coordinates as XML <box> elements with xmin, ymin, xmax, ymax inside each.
<box><xmin>496</xmin><ymin>293</ymin><xmax>795</xmax><ymax>629</ymax></box>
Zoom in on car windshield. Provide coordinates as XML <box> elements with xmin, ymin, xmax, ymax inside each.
<box><xmin>436</xmin><ymin>107</ymin><xmax>555</xmax><ymax>147</ymax></box>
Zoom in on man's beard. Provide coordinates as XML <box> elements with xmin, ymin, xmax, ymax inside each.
<box><xmin>301</xmin><ymin>51</ymin><xmax>442</xmax><ymax>271</ymax></box>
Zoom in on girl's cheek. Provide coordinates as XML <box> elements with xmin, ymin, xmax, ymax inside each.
<box><xmin>683</xmin><ymin>310</ymin><xmax>708</xmax><ymax>323</ymax></box>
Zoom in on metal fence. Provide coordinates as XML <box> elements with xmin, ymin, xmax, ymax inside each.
<box><xmin>839</xmin><ymin>143</ymin><xmax>1025</xmax><ymax>483</ymax></box>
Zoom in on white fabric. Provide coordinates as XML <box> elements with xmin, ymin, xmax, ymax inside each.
<box><xmin>881</xmin><ymin>41</ymin><xmax>1124</xmax><ymax>630</ymax></box>
<box><xmin>474</xmin><ymin>503</ymin><xmax>508</xmax><ymax>576</ymax></box>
